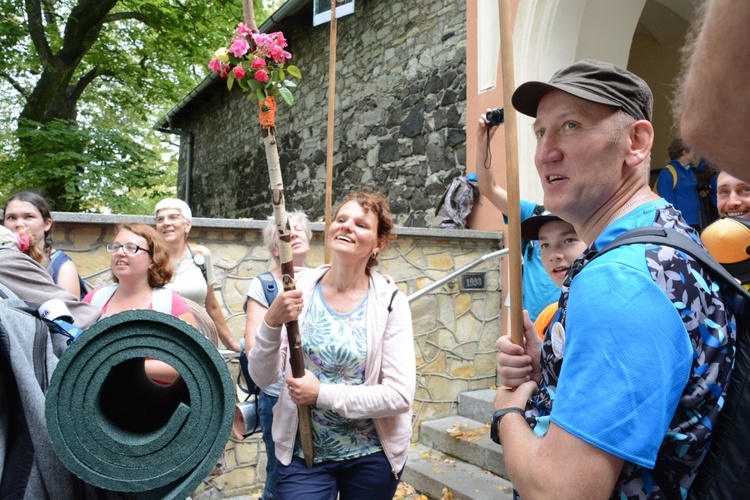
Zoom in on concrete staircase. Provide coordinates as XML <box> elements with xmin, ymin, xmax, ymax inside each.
<box><xmin>402</xmin><ymin>389</ymin><xmax>514</xmax><ymax>499</ymax></box>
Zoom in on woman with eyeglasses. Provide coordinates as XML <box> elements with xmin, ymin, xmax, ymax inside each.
<box><xmin>153</xmin><ymin>198</ymin><xmax>241</xmax><ymax>352</ymax></box>
<box><xmin>83</xmin><ymin>223</ymin><xmax>197</xmax><ymax>383</ymax></box>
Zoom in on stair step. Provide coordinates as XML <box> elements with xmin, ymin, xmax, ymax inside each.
<box><xmin>418</xmin><ymin>415</ymin><xmax>509</xmax><ymax>479</ymax></box>
<box><xmin>403</xmin><ymin>443</ymin><xmax>514</xmax><ymax>500</ymax></box>
<box><xmin>458</xmin><ymin>389</ymin><xmax>497</xmax><ymax>424</ymax></box>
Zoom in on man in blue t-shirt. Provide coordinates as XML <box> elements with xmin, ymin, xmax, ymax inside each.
<box><xmin>475</xmin><ymin>120</ymin><xmax>559</xmax><ymax>322</ymax></box>
<box><xmin>491</xmin><ymin>59</ymin><xmax>736</xmax><ymax>498</ymax></box>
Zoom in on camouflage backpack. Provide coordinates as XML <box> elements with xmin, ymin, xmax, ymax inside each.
<box><xmin>435</xmin><ymin>174</ymin><xmax>479</xmax><ymax>229</ymax></box>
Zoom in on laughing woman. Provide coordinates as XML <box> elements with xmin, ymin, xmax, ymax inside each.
<box><xmin>248</xmin><ymin>189</ymin><xmax>415</xmax><ymax>500</ymax></box>
<box><xmin>154</xmin><ymin>198</ymin><xmax>241</xmax><ymax>352</ymax></box>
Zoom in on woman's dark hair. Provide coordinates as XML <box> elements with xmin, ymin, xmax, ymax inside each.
<box><xmin>112</xmin><ymin>223</ymin><xmax>173</xmax><ymax>287</ymax></box>
<box><xmin>3</xmin><ymin>191</ymin><xmax>54</xmax><ymax>255</ymax></box>
<box><xmin>336</xmin><ymin>188</ymin><xmax>396</xmax><ymax>270</ymax></box>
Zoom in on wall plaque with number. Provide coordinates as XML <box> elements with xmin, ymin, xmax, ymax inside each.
<box><xmin>460</xmin><ymin>272</ymin><xmax>486</xmax><ymax>291</ymax></box>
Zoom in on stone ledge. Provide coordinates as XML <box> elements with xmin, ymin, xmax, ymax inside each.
<box><xmin>52</xmin><ymin>212</ymin><xmax>505</xmax><ymax>244</ymax></box>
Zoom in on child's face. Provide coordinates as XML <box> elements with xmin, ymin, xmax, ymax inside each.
<box><xmin>538</xmin><ymin>220</ymin><xmax>587</xmax><ymax>288</ymax></box>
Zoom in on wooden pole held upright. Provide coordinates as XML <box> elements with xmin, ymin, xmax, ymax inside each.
<box><xmin>242</xmin><ymin>0</ymin><xmax>314</xmax><ymax>468</ymax></box>
<box><xmin>324</xmin><ymin>0</ymin><xmax>338</xmax><ymax>263</ymax></box>
<box><xmin>499</xmin><ymin>0</ymin><xmax>524</xmax><ymax>346</ymax></box>
<box><xmin>262</xmin><ymin>127</ymin><xmax>315</xmax><ymax>467</ymax></box>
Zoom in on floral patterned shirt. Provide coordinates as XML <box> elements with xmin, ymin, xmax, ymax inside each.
<box><xmin>295</xmin><ymin>282</ymin><xmax>382</xmax><ymax>463</ymax></box>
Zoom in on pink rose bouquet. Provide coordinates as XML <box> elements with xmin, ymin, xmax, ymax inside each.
<box><xmin>208</xmin><ymin>23</ymin><xmax>301</xmax><ymax>106</ymax></box>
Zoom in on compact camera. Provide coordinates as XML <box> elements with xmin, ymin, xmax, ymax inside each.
<box><xmin>486</xmin><ymin>108</ymin><xmax>505</xmax><ymax>127</ymax></box>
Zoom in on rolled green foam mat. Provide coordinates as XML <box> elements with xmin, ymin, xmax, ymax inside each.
<box><xmin>45</xmin><ymin>310</ymin><xmax>234</xmax><ymax>499</ymax></box>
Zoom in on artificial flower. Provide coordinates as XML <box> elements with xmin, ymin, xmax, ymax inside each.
<box><xmin>208</xmin><ymin>23</ymin><xmax>301</xmax><ymax>105</ymax></box>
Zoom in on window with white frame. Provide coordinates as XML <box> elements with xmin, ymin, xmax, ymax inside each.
<box><xmin>313</xmin><ymin>0</ymin><xmax>355</xmax><ymax>26</ymax></box>
<box><xmin>477</xmin><ymin>0</ymin><xmax>500</xmax><ymax>93</ymax></box>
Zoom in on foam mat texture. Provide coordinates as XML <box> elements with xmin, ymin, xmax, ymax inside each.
<box><xmin>45</xmin><ymin>310</ymin><xmax>234</xmax><ymax>499</ymax></box>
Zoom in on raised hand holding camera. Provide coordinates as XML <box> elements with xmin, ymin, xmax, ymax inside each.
<box><xmin>486</xmin><ymin>107</ymin><xmax>505</xmax><ymax>127</ymax></box>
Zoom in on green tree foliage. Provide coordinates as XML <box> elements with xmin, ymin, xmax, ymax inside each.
<box><xmin>0</xmin><ymin>0</ymin><xmax>276</xmax><ymax>212</ymax></box>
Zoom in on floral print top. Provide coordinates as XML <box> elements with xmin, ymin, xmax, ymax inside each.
<box><xmin>295</xmin><ymin>282</ymin><xmax>382</xmax><ymax>463</ymax></box>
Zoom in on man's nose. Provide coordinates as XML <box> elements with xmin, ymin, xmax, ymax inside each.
<box><xmin>535</xmin><ymin>138</ymin><xmax>563</xmax><ymax>166</ymax></box>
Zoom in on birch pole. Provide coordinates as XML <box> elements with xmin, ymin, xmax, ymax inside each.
<box><xmin>324</xmin><ymin>0</ymin><xmax>338</xmax><ymax>263</ymax></box>
<box><xmin>242</xmin><ymin>1</ymin><xmax>315</xmax><ymax>468</ymax></box>
<box><xmin>499</xmin><ymin>0</ymin><xmax>524</xmax><ymax>346</ymax></box>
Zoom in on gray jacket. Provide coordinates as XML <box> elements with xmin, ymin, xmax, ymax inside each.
<box><xmin>0</xmin><ymin>248</ymin><xmax>100</xmax><ymax>329</ymax></box>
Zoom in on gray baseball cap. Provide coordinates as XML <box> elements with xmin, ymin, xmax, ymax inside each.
<box><xmin>512</xmin><ymin>59</ymin><xmax>653</xmax><ymax>122</ymax></box>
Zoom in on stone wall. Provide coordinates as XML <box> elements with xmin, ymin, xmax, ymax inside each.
<box><xmin>170</xmin><ymin>0</ymin><xmax>467</xmax><ymax>228</ymax></box>
<box><xmin>52</xmin><ymin>213</ymin><xmax>502</xmax><ymax>497</ymax></box>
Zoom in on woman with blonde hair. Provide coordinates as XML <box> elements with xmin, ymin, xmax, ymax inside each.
<box><xmin>244</xmin><ymin>210</ymin><xmax>311</xmax><ymax>500</ymax></box>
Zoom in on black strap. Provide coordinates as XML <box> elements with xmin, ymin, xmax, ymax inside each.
<box><xmin>186</xmin><ymin>245</ymin><xmax>208</xmax><ymax>282</ymax></box>
<box><xmin>387</xmin><ymin>289</ymin><xmax>398</xmax><ymax>313</ymax></box>
<box><xmin>579</xmin><ymin>228</ymin><xmax>749</xmax><ymax>300</ymax></box>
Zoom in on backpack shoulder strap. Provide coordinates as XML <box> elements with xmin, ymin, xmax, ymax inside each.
<box><xmin>667</xmin><ymin>164</ymin><xmax>678</xmax><ymax>189</ymax></box>
<box><xmin>653</xmin><ymin>164</ymin><xmax>679</xmax><ymax>194</ymax></box>
<box><xmin>587</xmin><ymin>227</ymin><xmax>749</xmax><ymax>300</ymax></box>
<box><xmin>151</xmin><ymin>287</ymin><xmax>173</xmax><ymax>314</ymax></box>
<box><xmin>387</xmin><ymin>289</ymin><xmax>398</xmax><ymax>313</ymax></box>
<box><xmin>258</xmin><ymin>272</ymin><xmax>279</xmax><ymax>306</ymax></box>
<box><xmin>89</xmin><ymin>284</ymin><xmax>118</xmax><ymax>309</ymax></box>
<box><xmin>47</xmin><ymin>251</ymin><xmax>67</xmax><ymax>281</ymax></box>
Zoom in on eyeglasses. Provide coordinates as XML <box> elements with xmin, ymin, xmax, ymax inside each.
<box><xmin>155</xmin><ymin>213</ymin><xmax>182</xmax><ymax>225</ymax></box>
<box><xmin>106</xmin><ymin>243</ymin><xmax>152</xmax><ymax>255</ymax></box>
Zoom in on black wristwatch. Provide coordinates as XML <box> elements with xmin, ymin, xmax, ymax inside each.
<box><xmin>490</xmin><ymin>407</ymin><xmax>525</xmax><ymax>445</ymax></box>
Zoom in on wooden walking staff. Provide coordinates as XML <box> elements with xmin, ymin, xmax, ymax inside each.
<box><xmin>498</xmin><ymin>0</ymin><xmax>524</xmax><ymax>346</ymax></box>
<box><xmin>324</xmin><ymin>0</ymin><xmax>338</xmax><ymax>263</ymax></box>
<box><xmin>242</xmin><ymin>0</ymin><xmax>315</xmax><ymax>468</ymax></box>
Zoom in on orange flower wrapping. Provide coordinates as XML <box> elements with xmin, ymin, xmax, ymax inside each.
<box><xmin>259</xmin><ymin>96</ymin><xmax>277</xmax><ymax>127</ymax></box>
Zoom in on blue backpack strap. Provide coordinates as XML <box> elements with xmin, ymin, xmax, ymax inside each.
<box><xmin>258</xmin><ymin>272</ymin><xmax>278</xmax><ymax>306</ymax></box>
<box><xmin>47</xmin><ymin>251</ymin><xmax>88</xmax><ymax>299</ymax></box>
<box><xmin>47</xmin><ymin>251</ymin><xmax>66</xmax><ymax>282</ymax></box>
<box><xmin>238</xmin><ymin>272</ymin><xmax>278</xmax><ymax>401</ymax></box>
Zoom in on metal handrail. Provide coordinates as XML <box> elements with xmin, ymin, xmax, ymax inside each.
<box><xmin>406</xmin><ymin>247</ymin><xmax>508</xmax><ymax>303</ymax></box>
<box><xmin>220</xmin><ymin>247</ymin><xmax>508</xmax><ymax>359</ymax></box>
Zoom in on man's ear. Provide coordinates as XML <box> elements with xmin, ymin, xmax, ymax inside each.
<box><xmin>625</xmin><ymin>120</ymin><xmax>654</xmax><ymax>167</ymax></box>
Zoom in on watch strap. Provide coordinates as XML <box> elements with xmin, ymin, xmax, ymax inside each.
<box><xmin>490</xmin><ymin>407</ymin><xmax>525</xmax><ymax>445</ymax></box>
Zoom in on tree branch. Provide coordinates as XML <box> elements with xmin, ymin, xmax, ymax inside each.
<box><xmin>1</xmin><ymin>71</ymin><xmax>30</xmax><ymax>99</ymax></box>
<box><xmin>25</xmin><ymin>0</ymin><xmax>53</xmax><ymax>64</ymax></box>
<box><xmin>102</xmin><ymin>11</ymin><xmax>149</xmax><ymax>24</ymax></box>
<box><xmin>68</xmin><ymin>66</ymin><xmax>99</xmax><ymax>103</ymax></box>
